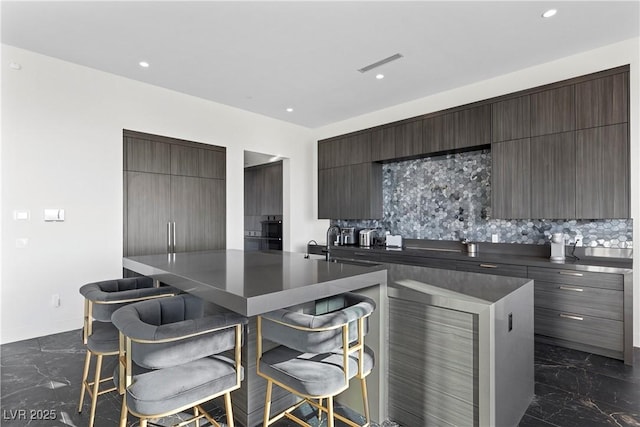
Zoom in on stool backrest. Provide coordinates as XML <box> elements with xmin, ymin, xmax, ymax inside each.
<box><xmin>113</xmin><ymin>294</ymin><xmax>245</xmax><ymax>369</ymax></box>
<box><xmin>260</xmin><ymin>293</ymin><xmax>375</xmax><ymax>354</ymax></box>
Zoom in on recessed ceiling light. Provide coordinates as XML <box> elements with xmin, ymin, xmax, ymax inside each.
<box><xmin>376</xmin><ymin>74</ymin><xmax>385</xmax><ymax>80</ymax></box>
<box><xmin>542</xmin><ymin>9</ymin><xmax>557</xmax><ymax>18</ymax></box>
<box><xmin>286</xmin><ymin>108</ymin><xmax>293</xmax><ymax>112</ymax></box>
<box><xmin>139</xmin><ymin>61</ymin><xmax>150</xmax><ymax>68</ymax></box>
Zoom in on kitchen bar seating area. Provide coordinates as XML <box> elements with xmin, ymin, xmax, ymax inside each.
<box><xmin>3</xmin><ymin>3</ymin><xmax>640</xmax><ymax>427</ymax></box>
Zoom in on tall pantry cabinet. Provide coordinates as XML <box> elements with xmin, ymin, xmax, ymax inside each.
<box><xmin>123</xmin><ymin>130</ymin><xmax>226</xmax><ymax>257</ymax></box>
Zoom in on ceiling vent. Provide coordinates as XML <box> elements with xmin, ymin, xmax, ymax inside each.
<box><xmin>358</xmin><ymin>53</ymin><xmax>404</xmax><ymax>73</ymax></box>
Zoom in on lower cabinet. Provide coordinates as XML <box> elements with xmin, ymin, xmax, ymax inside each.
<box><xmin>529</xmin><ymin>267</ymin><xmax>624</xmax><ymax>359</ymax></box>
<box><xmin>456</xmin><ymin>260</ymin><xmax>527</xmax><ymax>278</ymax></box>
<box><xmin>329</xmin><ymin>248</ymin><xmax>629</xmax><ymax>362</ymax></box>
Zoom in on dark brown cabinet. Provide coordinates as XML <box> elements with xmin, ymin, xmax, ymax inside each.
<box><xmin>123</xmin><ymin>131</ymin><xmax>226</xmax><ymax>256</ymax></box>
<box><xmin>244</xmin><ymin>161</ymin><xmax>283</xmax><ymax>216</ymax></box>
<box><xmin>491</xmin><ymin>95</ymin><xmax>531</xmax><ymax>142</ymax></box>
<box><xmin>491</xmin><ymin>138</ymin><xmax>531</xmax><ymax>219</ymax></box>
<box><xmin>370</xmin><ymin>127</ymin><xmax>396</xmax><ymax>162</ymax></box>
<box><xmin>171</xmin><ymin>144</ymin><xmax>225</xmax><ymax>179</ymax></box>
<box><xmin>318</xmin><ymin>163</ymin><xmax>382</xmax><ymax>219</ymax></box>
<box><xmin>124</xmin><ymin>136</ymin><xmax>171</xmax><ymax>174</ymax></box>
<box><xmin>576</xmin><ymin>124</ymin><xmax>629</xmax><ymax>219</ymax></box>
<box><xmin>125</xmin><ymin>172</ymin><xmax>172</xmax><ymax>256</ymax></box>
<box><xmin>172</xmin><ymin>176</ymin><xmax>225</xmax><ymax>252</ymax></box>
<box><xmin>394</xmin><ymin>120</ymin><xmax>424</xmax><ymax>158</ymax></box>
<box><xmin>530</xmin><ymin>132</ymin><xmax>576</xmax><ymax>219</ymax></box>
<box><xmin>423</xmin><ymin>113</ymin><xmax>455</xmax><ymax>153</ymax></box>
<box><xmin>576</xmin><ymin>72</ymin><xmax>629</xmax><ymax>129</ymax></box>
<box><xmin>318</xmin><ymin>132</ymin><xmax>371</xmax><ymax>169</ymax></box>
<box><xmin>453</xmin><ymin>104</ymin><xmax>491</xmax><ymax>149</ymax></box>
<box><xmin>262</xmin><ymin>161</ymin><xmax>283</xmax><ymax>215</ymax></box>
<box><xmin>531</xmin><ymin>85</ymin><xmax>575</xmax><ymax>136</ymax></box>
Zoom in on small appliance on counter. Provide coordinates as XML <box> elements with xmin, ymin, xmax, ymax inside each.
<box><xmin>549</xmin><ymin>232</ymin><xmax>565</xmax><ymax>261</ymax></box>
<box><xmin>340</xmin><ymin>227</ymin><xmax>357</xmax><ymax>245</ymax></box>
<box><xmin>462</xmin><ymin>239</ymin><xmax>478</xmax><ymax>255</ymax></box>
<box><xmin>359</xmin><ymin>229</ymin><xmax>374</xmax><ymax>247</ymax></box>
<box><xmin>385</xmin><ymin>232</ymin><xmax>403</xmax><ymax>249</ymax></box>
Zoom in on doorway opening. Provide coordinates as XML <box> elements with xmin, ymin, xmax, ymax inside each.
<box><xmin>243</xmin><ymin>150</ymin><xmax>284</xmax><ymax>251</ymax></box>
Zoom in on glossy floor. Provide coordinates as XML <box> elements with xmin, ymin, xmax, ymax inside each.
<box><xmin>1</xmin><ymin>329</ymin><xmax>639</xmax><ymax>426</ymax></box>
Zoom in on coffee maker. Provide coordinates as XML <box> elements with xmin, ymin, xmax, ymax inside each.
<box><xmin>549</xmin><ymin>233</ymin><xmax>565</xmax><ymax>261</ymax></box>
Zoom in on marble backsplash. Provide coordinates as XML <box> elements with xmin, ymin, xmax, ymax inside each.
<box><xmin>333</xmin><ymin>149</ymin><xmax>633</xmax><ymax>248</ymax></box>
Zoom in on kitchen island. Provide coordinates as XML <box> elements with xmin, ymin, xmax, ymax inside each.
<box><xmin>384</xmin><ymin>263</ymin><xmax>534</xmax><ymax>427</ymax></box>
<box><xmin>124</xmin><ymin>249</ymin><xmax>534</xmax><ymax>427</ymax></box>
<box><xmin>123</xmin><ymin>250</ymin><xmax>388</xmax><ymax>427</ymax></box>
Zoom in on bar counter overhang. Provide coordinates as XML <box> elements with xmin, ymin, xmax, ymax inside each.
<box><xmin>123</xmin><ymin>249</ymin><xmax>389</xmax><ymax>426</ymax></box>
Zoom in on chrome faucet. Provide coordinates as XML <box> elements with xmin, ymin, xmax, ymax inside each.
<box><xmin>325</xmin><ymin>225</ymin><xmax>341</xmax><ymax>261</ymax></box>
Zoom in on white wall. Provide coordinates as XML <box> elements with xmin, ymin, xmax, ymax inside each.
<box><xmin>311</xmin><ymin>38</ymin><xmax>640</xmax><ymax>347</ymax></box>
<box><xmin>3</xmin><ymin>38</ymin><xmax>639</xmax><ymax>346</ymax></box>
<box><xmin>0</xmin><ymin>45</ymin><xmax>320</xmax><ymax>343</ymax></box>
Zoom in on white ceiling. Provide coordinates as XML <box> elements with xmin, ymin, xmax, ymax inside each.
<box><xmin>2</xmin><ymin>1</ymin><xmax>639</xmax><ymax>129</ymax></box>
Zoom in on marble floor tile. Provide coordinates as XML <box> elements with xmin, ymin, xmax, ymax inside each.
<box><xmin>3</xmin><ymin>331</ymin><xmax>640</xmax><ymax>427</ymax></box>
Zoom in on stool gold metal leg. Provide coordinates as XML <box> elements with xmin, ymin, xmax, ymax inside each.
<box><xmin>119</xmin><ymin>394</ymin><xmax>127</xmax><ymax>427</ymax></box>
<box><xmin>139</xmin><ymin>418</ymin><xmax>148</xmax><ymax>427</ymax></box>
<box><xmin>318</xmin><ymin>398</ymin><xmax>323</xmax><ymax>421</ymax></box>
<box><xmin>361</xmin><ymin>377</ymin><xmax>370</xmax><ymax>424</ymax></box>
<box><xmin>327</xmin><ymin>396</ymin><xmax>335</xmax><ymax>427</ymax></box>
<box><xmin>264</xmin><ymin>380</ymin><xmax>273</xmax><ymax>426</ymax></box>
<box><xmin>224</xmin><ymin>392</ymin><xmax>235</xmax><ymax>427</ymax></box>
<box><xmin>88</xmin><ymin>354</ymin><xmax>103</xmax><ymax>427</ymax></box>
<box><xmin>78</xmin><ymin>351</ymin><xmax>91</xmax><ymax>412</ymax></box>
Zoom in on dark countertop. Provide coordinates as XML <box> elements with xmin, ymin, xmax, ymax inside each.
<box><xmin>310</xmin><ymin>242</ymin><xmax>632</xmax><ymax>274</ymax></box>
<box><xmin>384</xmin><ymin>262</ymin><xmax>532</xmax><ymax>308</ymax></box>
<box><xmin>123</xmin><ymin>249</ymin><xmax>387</xmax><ymax>316</ymax></box>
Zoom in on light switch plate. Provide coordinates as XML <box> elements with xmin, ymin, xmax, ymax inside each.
<box><xmin>16</xmin><ymin>238</ymin><xmax>28</xmax><ymax>248</ymax></box>
<box><xmin>13</xmin><ymin>210</ymin><xmax>30</xmax><ymax>220</ymax></box>
<box><xmin>44</xmin><ymin>209</ymin><xmax>65</xmax><ymax>222</ymax></box>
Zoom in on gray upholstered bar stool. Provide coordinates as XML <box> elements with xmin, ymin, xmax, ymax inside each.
<box><xmin>112</xmin><ymin>293</ymin><xmax>247</xmax><ymax>427</ymax></box>
<box><xmin>257</xmin><ymin>292</ymin><xmax>376</xmax><ymax>427</ymax></box>
<box><xmin>78</xmin><ymin>276</ymin><xmax>176</xmax><ymax>427</ymax></box>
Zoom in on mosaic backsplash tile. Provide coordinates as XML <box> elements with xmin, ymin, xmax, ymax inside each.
<box><xmin>333</xmin><ymin>149</ymin><xmax>633</xmax><ymax>249</ymax></box>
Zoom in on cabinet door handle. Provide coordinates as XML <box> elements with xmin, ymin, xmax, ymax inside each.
<box><xmin>172</xmin><ymin>222</ymin><xmax>177</xmax><ymax>253</ymax></box>
<box><xmin>559</xmin><ymin>286</ymin><xmax>584</xmax><ymax>292</ymax></box>
<box><xmin>559</xmin><ymin>313</ymin><xmax>584</xmax><ymax>321</ymax></box>
<box><xmin>167</xmin><ymin>222</ymin><xmax>172</xmax><ymax>253</ymax></box>
<box><xmin>479</xmin><ymin>264</ymin><xmax>498</xmax><ymax>268</ymax></box>
<box><xmin>559</xmin><ymin>271</ymin><xmax>584</xmax><ymax>277</ymax></box>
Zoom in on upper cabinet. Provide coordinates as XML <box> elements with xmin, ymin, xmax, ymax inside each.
<box><xmin>576</xmin><ymin>72</ymin><xmax>629</xmax><ymax>129</ymax></box>
<box><xmin>394</xmin><ymin>120</ymin><xmax>424</xmax><ymax>158</ymax></box>
<box><xmin>491</xmin><ymin>138</ymin><xmax>531</xmax><ymax>219</ymax></box>
<box><xmin>530</xmin><ymin>132</ymin><xmax>576</xmax><ymax>219</ymax></box>
<box><xmin>492</xmin><ymin>96</ymin><xmax>531</xmax><ymax>143</ymax></box>
<box><xmin>244</xmin><ymin>161</ymin><xmax>283</xmax><ymax>216</ymax></box>
<box><xmin>319</xmin><ymin>66</ymin><xmax>629</xmax><ymax>221</ymax></box>
<box><xmin>371</xmin><ymin>127</ymin><xmax>396</xmax><ymax>162</ymax></box>
<box><xmin>318</xmin><ymin>132</ymin><xmax>380</xmax><ymax>219</ymax></box>
<box><xmin>453</xmin><ymin>104</ymin><xmax>491</xmax><ymax>149</ymax></box>
<box><xmin>423</xmin><ymin>113</ymin><xmax>455</xmax><ymax>153</ymax></box>
<box><xmin>318</xmin><ymin>132</ymin><xmax>371</xmax><ymax>169</ymax></box>
<box><xmin>492</xmin><ymin>67</ymin><xmax>629</xmax><ymax>220</ymax></box>
<box><xmin>576</xmin><ymin>124</ymin><xmax>629</xmax><ymax>219</ymax></box>
<box><xmin>531</xmin><ymin>85</ymin><xmax>575</xmax><ymax>136</ymax></box>
<box><xmin>318</xmin><ymin>163</ymin><xmax>382</xmax><ymax>219</ymax></box>
<box><xmin>125</xmin><ymin>137</ymin><xmax>171</xmax><ymax>174</ymax></box>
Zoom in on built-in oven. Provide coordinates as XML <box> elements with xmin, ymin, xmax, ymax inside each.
<box><xmin>260</xmin><ymin>215</ymin><xmax>282</xmax><ymax>250</ymax></box>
